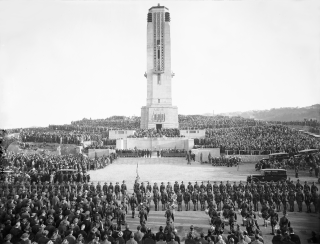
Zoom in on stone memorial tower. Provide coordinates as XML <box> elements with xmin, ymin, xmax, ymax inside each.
<box><xmin>140</xmin><ymin>4</ymin><xmax>179</xmax><ymax>130</ymax></box>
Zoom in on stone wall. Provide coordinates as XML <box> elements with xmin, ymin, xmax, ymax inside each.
<box><xmin>109</xmin><ymin>130</ymin><xmax>136</xmax><ymax>140</ymax></box>
<box><xmin>116</xmin><ymin>138</ymin><xmax>194</xmax><ymax>150</ymax></box>
<box><xmin>180</xmin><ymin>130</ymin><xmax>206</xmax><ymax>139</ymax></box>
<box><xmin>88</xmin><ymin>149</ymin><xmax>116</xmax><ymax>158</ymax></box>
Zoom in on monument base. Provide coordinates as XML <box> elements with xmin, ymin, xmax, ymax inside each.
<box><xmin>140</xmin><ymin>105</ymin><xmax>178</xmax><ymax>129</ymax></box>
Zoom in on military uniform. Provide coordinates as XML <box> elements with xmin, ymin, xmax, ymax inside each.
<box><xmin>153</xmin><ymin>190</ymin><xmax>160</xmax><ymax>211</ymax></box>
<box><xmin>252</xmin><ymin>191</ymin><xmax>260</xmax><ymax>212</ymax></box>
<box><xmin>184</xmin><ymin>191</ymin><xmax>191</xmax><ymax>211</ymax></box>
<box><xmin>296</xmin><ymin>190</ymin><xmax>304</xmax><ymax>212</ymax></box>
<box><xmin>176</xmin><ymin>190</ymin><xmax>183</xmax><ymax>211</ymax></box>
<box><xmin>130</xmin><ymin>194</ymin><xmax>138</xmax><ymax>218</ymax></box>
<box><xmin>191</xmin><ymin>190</ymin><xmax>199</xmax><ymax>211</ymax></box>
<box><xmin>288</xmin><ymin>190</ymin><xmax>295</xmax><ymax>212</ymax></box>
<box><xmin>180</xmin><ymin>181</ymin><xmax>185</xmax><ymax>193</ymax></box>
<box><xmin>115</xmin><ymin>183</ymin><xmax>120</xmax><ymax>200</ymax></box>
<box><xmin>199</xmin><ymin>190</ymin><xmax>207</xmax><ymax>211</ymax></box>
<box><xmin>305</xmin><ymin>190</ymin><xmax>312</xmax><ymax>213</ymax></box>
<box><xmin>121</xmin><ymin>181</ymin><xmax>127</xmax><ymax>195</ymax></box>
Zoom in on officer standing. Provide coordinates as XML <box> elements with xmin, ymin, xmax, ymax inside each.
<box><xmin>176</xmin><ymin>189</ymin><xmax>183</xmax><ymax>211</ymax></box>
<box><xmin>296</xmin><ymin>188</ymin><xmax>304</xmax><ymax>212</ymax></box>
<box><xmin>184</xmin><ymin>190</ymin><xmax>191</xmax><ymax>211</ymax></box>
<box><xmin>130</xmin><ymin>193</ymin><xmax>138</xmax><ymax>218</ymax></box>
<box><xmin>288</xmin><ymin>190</ymin><xmax>296</xmax><ymax>212</ymax></box>
<box><xmin>153</xmin><ymin>189</ymin><xmax>160</xmax><ymax>211</ymax></box>
<box><xmin>192</xmin><ymin>190</ymin><xmax>199</xmax><ymax>211</ymax></box>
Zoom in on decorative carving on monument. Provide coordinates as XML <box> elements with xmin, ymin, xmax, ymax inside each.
<box><xmin>151</xmin><ymin>112</ymin><xmax>166</xmax><ymax>122</ymax></box>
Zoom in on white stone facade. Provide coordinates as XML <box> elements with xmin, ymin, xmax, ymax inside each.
<box><xmin>141</xmin><ymin>5</ymin><xmax>179</xmax><ymax>129</ymax></box>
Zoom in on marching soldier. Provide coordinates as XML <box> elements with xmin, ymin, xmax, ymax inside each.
<box><xmin>115</xmin><ymin>182</ymin><xmax>120</xmax><ymax>200</ymax></box>
<box><xmin>174</xmin><ymin>181</ymin><xmax>179</xmax><ymax>194</ymax></box>
<box><xmin>136</xmin><ymin>190</ymin><xmax>142</xmax><ymax>204</ymax></box>
<box><xmin>140</xmin><ymin>182</ymin><xmax>146</xmax><ymax>194</ymax></box>
<box><xmin>194</xmin><ymin>182</ymin><xmax>200</xmax><ymax>192</ymax></box>
<box><xmin>166</xmin><ymin>182</ymin><xmax>173</xmax><ymax>193</ymax></box>
<box><xmin>244</xmin><ymin>189</ymin><xmax>252</xmax><ymax>208</ymax></box>
<box><xmin>107</xmin><ymin>189</ymin><xmax>114</xmax><ymax>204</ymax></box>
<box><xmin>160</xmin><ymin>182</ymin><xmax>166</xmax><ymax>193</ymax></box>
<box><xmin>311</xmin><ymin>191</ymin><xmax>319</xmax><ymax>213</ymax></box>
<box><xmin>134</xmin><ymin>180</ymin><xmax>140</xmax><ymax>193</ymax></box>
<box><xmin>177</xmin><ymin>189</ymin><xmax>183</xmax><ymax>211</ymax></box>
<box><xmin>213</xmin><ymin>181</ymin><xmax>219</xmax><ymax>193</ymax></box>
<box><xmin>184</xmin><ymin>190</ymin><xmax>191</xmax><ymax>211</ymax></box>
<box><xmin>108</xmin><ymin>182</ymin><xmax>114</xmax><ymax>193</ymax></box>
<box><xmin>146</xmin><ymin>182</ymin><xmax>152</xmax><ymax>193</ymax></box>
<box><xmin>165</xmin><ymin>205</ymin><xmax>174</xmax><ymax>222</ymax></box>
<box><xmin>226</xmin><ymin>180</ymin><xmax>232</xmax><ymax>193</ymax></box>
<box><xmin>279</xmin><ymin>211</ymin><xmax>290</xmax><ymax>235</ymax></box>
<box><xmin>232</xmin><ymin>181</ymin><xmax>238</xmax><ymax>192</ymax></box>
<box><xmin>311</xmin><ymin>182</ymin><xmax>318</xmax><ymax>194</ymax></box>
<box><xmin>296</xmin><ymin>188</ymin><xmax>304</xmax><ymax>212</ymax></box>
<box><xmin>219</xmin><ymin>181</ymin><xmax>226</xmax><ymax>193</ymax></box>
<box><xmin>121</xmin><ymin>180</ymin><xmax>127</xmax><ymax>195</ymax></box>
<box><xmin>282</xmin><ymin>190</ymin><xmax>289</xmax><ymax>213</ymax></box>
<box><xmin>96</xmin><ymin>182</ymin><xmax>102</xmax><ymax>194</ymax></box>
<box><xmin>153</xmin><ymin>189</ymin><xmax>160</xmax><ymax>211</ymax></box>
<box><xmin>192</xmin><ymin>190</ymin><xmax>199</xmax><ymax>211</ymax></box>
<box><xmin>153</xmin><ymin>182</ymin><xmax>159</xmax><ymax>194</ymax></box>
<box><xmin>303</xmin><ymin>181</ymin><xmax>311</xmax><ymax>194</ymax></box>
<box><xmin>252</xmin><ymin>190</ymin><xmax>260</xmax><ymax>212</ymax></box>
<box><xmin>207</xmin><ymin>181</ymin><xmax>212</xmax><ymax>194</ymax></box>
<box><xmin>130</xmin><ymin>193</ymin><xmax>138</xmax><ymax>218</ymax></box>
<box><xmin>180</xmin><ymin>181</ymin><xmax>185</xmax><ymax>193</ymax></box>
<box><xmin>200</xmin><ymin>182</ymin><xmax>206</xmax><ymax>192</ymax></box>
<box><xmin>305</xmin><ymin>189</ymin><xmax>312</xmax><ymax>213</ymax></box>
<box><xmin>103</xmin><ymin>182</ymin><xmax>108</xmax><ymax>194</ymax></box>
<box><xmin>161</xmin><ymin>190</ymin><xmax>168</xmax><ymax>211</ymax></box>
<box><xmin>207</xmin><ymin>189</ymin><xmax>214</xmax><ymax>205</ymax></box>
<box><xmin>215</xmin><ymin>190</ymin><xmax>222</xmax><ymax>211</ymax></box>
<box><xmin>269</xmin><ymin>207</ymin><xmax>279</xmax><ymax>235</ymax></box>
<box><xmin>273</xmin><ymin>189</ymin><xmax>282</xmax><ymax>212</ymax></box>
<box><xmin>187</xmin><ymin>182</ymin><xmax>193</xmax><ymax>193</ymax></box>
<box><xmin>199</xmin><ymin>189</ymin><xmax>207</xmax><ymax>211</ymax></box>
<box><xmin>296</xmin><ymin>179</ymin><xmax>303</xmax><ymax>191</ymax></box>
<box><xmin>288</xmin><ymin>190</ymin><xmax>296</xmax><ymax>212</ymax></box>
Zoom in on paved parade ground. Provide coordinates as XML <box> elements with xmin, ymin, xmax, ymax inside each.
<box><xmin>90</xmin><ymin>157</ymin><xmax>320</xmax><ymax>244</ymax></box>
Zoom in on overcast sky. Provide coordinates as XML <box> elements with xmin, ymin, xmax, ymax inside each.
<box><xmin>0</xmin><ymin>0</ymin><xmax>319</xmax><ymax>129</ymax></box>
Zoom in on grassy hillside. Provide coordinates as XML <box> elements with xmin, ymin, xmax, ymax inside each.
<box><xmin>219</xmin><ymin>104</ymin><xmax>320</xmax><ymax>121</ymax></box>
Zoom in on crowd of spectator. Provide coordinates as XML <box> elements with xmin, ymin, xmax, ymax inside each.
<box><xmin>128</xmin><ymin>129</ymin><xmax>182</xmax><ymax>138</ymax></box>
<box><xmin>193</xmin><ymin>125</ymin><xmax>320</xmax><ymax>154</ymax></box>
<box><xmin>20</xmin><ymin>130</ymin><xmax>103</xmax><ymax>145</ymax></box>
<box><xmin>178</xmin><ymin>115</ymin><xmax>264</xmax><ymax>130</ymax></box>
<box><xmin>2</xmin><ymin>152</ymin><xmax>117</xmax><ymax>182</ymax></box>
<box><xmin>71</xmin><ymin>116</ymin><xmax>141</xmax><ymax>130</ymax></box>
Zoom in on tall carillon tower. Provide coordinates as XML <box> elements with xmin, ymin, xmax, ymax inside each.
<box><xmin>140</xmin><ymin>4</ymin><xmax>178</xmax><ymax>129</ymax></box>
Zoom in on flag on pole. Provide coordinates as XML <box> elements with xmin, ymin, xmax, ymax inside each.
<box><xmin>136</xmin><ymin>162</ymin><xmax>139</xmax><ymax>179</ymax></box>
